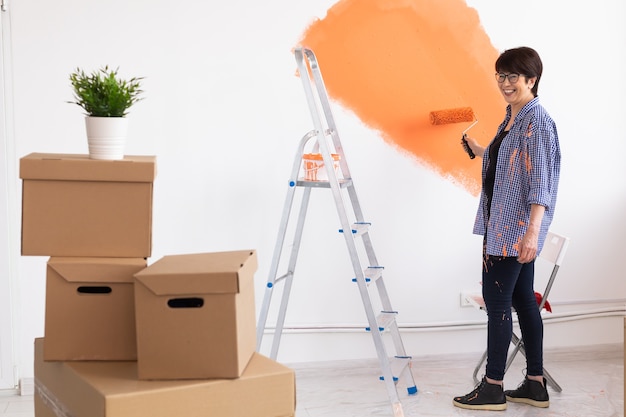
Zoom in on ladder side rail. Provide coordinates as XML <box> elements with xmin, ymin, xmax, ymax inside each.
<box><xmin>257</xmin><ymin>130</ymin><xmax>319</xmax><ymax>350</ymax></box>
<box><xmin>372</xmin><ymin>275</ymin><xmax>418</xmax><ymax>396</ymax></box>
<box><xmin>270</xmin><ymin>186</ymin><xmax>313</xmax><ymax>359</ymax></box>
<box><xmin>359</xmin><ymin>221</ymin><xmax>412</xmax><ymax>363</ymax></box>
<box><xmin>297</xmin><ymin>48</ymin><xmax>365</xmax><ymax>284</ymax></box>
<box><xmin>345</xmin><ymin>183</ymin><xmax>402</xmax><ymax>332</ymax></box>
<box><xmin>309</xmin><ymin>51</ymin><xmax>417</xmax><ymax>397</ymax></box>
<box><xmin>302</xmin><ymin>47</ymin><xmax>353</xmax><ymax>181</ymax></box>
<box><xmin>300</xmin><ymin>47</ymin><xmax>403</xmax><ymax>410</ymax></box>
<box><xmin>386</xmin><ymin>317</ymin><xmax>410</xmax><ymax>357</ymax></box>
<box><xmin>255</xmin><ymin>182</ymin><xmax>296</xmax><ymax>349</ymax></box>
<box><xmin>345</xmin><ymin>183</ymin><xmax>366</xmax><ymax>222</ymax></box>
<box><xmin>304</xmin><ymin>49</ymin><xmax>365</xmax><ymax>230</ymax></box>
<box><xmin>297</xmin><ymin>48</ymin><xmax>360</xmax><ymax>258</ymax></box>
<box><xmin>303</xmin><ymin>44</ymin><xmax>371</xmax><ymax>234</ymax></box>
<box><xmin>296</xmin><ymin>48</ymin><xmax>358</xmax><ymax>266</ymax></box>
<box><xmin>323</xmin><ymin>148</ymin><xmax>366</xmax><ymax>292</ymax></box>
<box><xmin>361</xmin><ymin>225</ymin><xmax>411</xmax><ymax>359</ymax></box>
<box><xmin>297</xmin><ymin>46</ymin><xmax>411</xmax><ymax>416</ymax></box>
<box><xmin>295</xmin><ymin>49</ymin><xmax>333</xmax><ymax>155</ymax></box>
<box><xmin>301</xmin><ymin>48</ymin><xmax>339</xmax><ymax>135</ymax></box>
<box><xmin>349</xmin><ymin>233</ymin><xmax>403</xmax><ymax>410</ymax></box>
<box><xmin>361</xmin><ymin>225</ymin><xmax>410</xmax><ymax>359</ymax></box>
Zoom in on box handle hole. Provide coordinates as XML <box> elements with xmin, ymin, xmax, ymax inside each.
<box><xmin>168</xmin><ymin>297</ymin><xmax>204</xmax><ymax>308</ymax></box>
<box><xmin>77</xmin><ymin>286</ymin><xmax>112</xmax><ymax>294</ymax></box>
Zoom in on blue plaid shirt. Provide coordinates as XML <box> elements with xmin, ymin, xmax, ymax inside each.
<box><xmin>473</xmin><ymin>97</ymin><xmax>561</xmax><ymax>257</ymax></box>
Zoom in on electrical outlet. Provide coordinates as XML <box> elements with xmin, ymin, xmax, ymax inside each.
<box><xmin>460</xmin><ymin>291</ymin><xmax>475</xmax><ymax>307</ymax></box>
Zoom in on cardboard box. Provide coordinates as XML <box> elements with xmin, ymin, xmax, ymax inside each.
<box><xmin>44</xmin><ymin>257</ymin><xmax>147</xmax><ymax>361</ymax></box>
<box><xmin>20</xmin><ymin>153</ymin><xmax>156</xmax><ymax>257</ymax></box>
<box><xmin>134</xmin><ymin>250</ymin><xmax>257</xmax><ymax>380</ymax></box>
<box><xmin>34</xmin><ymin>338</ymin><xmax>295</xmax><ymax>417</ymax></box>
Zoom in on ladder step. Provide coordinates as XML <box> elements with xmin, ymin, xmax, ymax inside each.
<box><xmin>338</xmin><ymin>222</ymin><xmax>371</xmax><ymax>236</ymax></box>
<box><xmin>295</xmin><ymin>178</ymin><xmax>353</xmax><ymax>188</ymax></box>
<box><xmin>377</xmin><ymin>310</ymin><xmax>398</xmax><ymax>331</ymax></box>
<box><xmin>365</xmin><ymin>310</ymin><xmax>397</xmax><ymax>332</ymax></box>
<box><xmin>351</xmin><ymin>266</ymin><xmax>384</xmax><ymax>285</ymax></box>
<box><xmin>379</xmin><ymin>356</ymin><xmax>415</xmax><ymax>389</ymax></box>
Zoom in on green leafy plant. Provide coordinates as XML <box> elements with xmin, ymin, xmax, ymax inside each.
<box><xmin>69</xmin><ymin>66</ymin><xmax>144</xmax><ymax>117</ymax></box>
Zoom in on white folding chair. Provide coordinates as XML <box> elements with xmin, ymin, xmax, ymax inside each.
<box><xmin>467</xmin><ymin>231</ymin><xmax>570</xmax><ymax>392</ymax></box>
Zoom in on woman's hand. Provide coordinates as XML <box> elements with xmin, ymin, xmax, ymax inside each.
<box><xmin>464</xmin><ymin>136</ymin><xmax>485</xmax><ymax>159</ymax></box>
<box><xmin>517</xmin><ymin>204</ymin><xmax>546</xmax><ymax>263</ymax></box>
<box><xmin>517</xmin><ymin>229</ymin><xmax>539</xmax><ymax>263</ymax></box>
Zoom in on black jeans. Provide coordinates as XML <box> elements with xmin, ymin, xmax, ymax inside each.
<box><xmin>482</xmin><ymin>254</ymin><xmax>543</xmax><ymax>380</ymax></box>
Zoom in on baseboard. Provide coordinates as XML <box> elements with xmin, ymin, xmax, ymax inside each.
<box><xmin>19</xmin><ymin>377</ymin><xmax>34</xmax><ymax>396</ymax></box>
<box><xmin>260</xmin><ymin>314</ymin><xmax>624</xmax><ymax>363</ymax></box>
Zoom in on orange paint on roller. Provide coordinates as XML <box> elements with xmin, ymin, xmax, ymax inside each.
<box><xmin>430</xmin><ymin>107</ymin><xmax>479</xmax><ymax>159</ymax></box>
<box><xmin>429</xmin><ymin>107</ymin><xmax>476</xmax><ymax>126</ymax></box>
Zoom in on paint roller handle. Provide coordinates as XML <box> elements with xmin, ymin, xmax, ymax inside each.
<box><xmin>461</xmin><ymin>134</ymin><xmax>476</xmax><ymax>159</ymax></box>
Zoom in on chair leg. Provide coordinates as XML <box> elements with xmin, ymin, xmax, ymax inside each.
<box><xmin>512</xmin><ymin>334</ymin><xmax>563</xmax><ymax>393</ymax></box>
<box><xmin>473</xmin><ymin>334</ymin><xmax>530</xmax><ymax>384</ymax></box>
<box><xmin>542</xmin><ymin>367</ymin><xmax>563</xmax><ymax>392</ymax></box>
<box><xmin>473</xmin><ymin>333</ymin><xmax>562</xmax><ymax>392</ymax></box>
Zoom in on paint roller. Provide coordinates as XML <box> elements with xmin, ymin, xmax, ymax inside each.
<box><xmin>429</xmin><ymin>107</ymin><xmax>478</xmax><ymax>159</ymax></box>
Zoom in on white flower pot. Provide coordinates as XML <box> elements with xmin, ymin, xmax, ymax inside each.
<box><xmin>85</xmin><ymin>116</ymin><xmax>129</xmax><ymax>160</ymax></box>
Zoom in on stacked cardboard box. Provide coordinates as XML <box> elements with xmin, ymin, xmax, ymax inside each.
<box><xmin>133</xmin><ymin>250</ymin><xmax>258</xmax><ymax>380</ymax></box>
<box><xmin>21</xmin><ymin>153</ymin><xmax>156</xmax><ymax>361</ymax></box>
<box><xmin>21</xmin><ymin>153</ymin><xmax>155</xmax><ymax>258</ymax></box>
<box><xmin>20</xmin><ymin>153</ymin><xmax>295</xmax><ymax>417</ymax></box>
<box><xmin>43</xmin><ymin>257</ymin><xmax>146</xmax><ymax>361</ymax></box>
<box><xmin>33</xmin><ymin>338</ymin><xmax>295</xmax><ymax>417</ymax></box>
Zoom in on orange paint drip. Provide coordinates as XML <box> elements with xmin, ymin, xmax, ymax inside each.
<box><xmin>299</xmin><ymin>0</ymin><xmax>504</xmax><ymax>195</ymax></box>
<box><xmin>525</xmin><ymin>151</ymin><xmax>533</xmax><ymax>173</ymax></box>
<box><xmin>509</xmin><ymin>148</ymin><xmax>519</xmax><ymax>179</ymax></box>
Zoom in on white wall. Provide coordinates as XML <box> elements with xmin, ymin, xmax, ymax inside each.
<box><xmin>3</xmin><ymin>0</ymin><xmax>625</xmax><ymax>382</ymax></box>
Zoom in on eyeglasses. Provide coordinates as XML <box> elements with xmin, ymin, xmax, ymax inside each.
<box><xmin>495</xmin><ymin>72</ymin><xmax>523</xmax><ymax>83</ymax></box>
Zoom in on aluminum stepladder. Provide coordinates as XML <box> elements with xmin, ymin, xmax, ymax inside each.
<box><xmin>256</xmin><ymin>47</ymin><xmax>417</xmax><ymax>417</ymax></box>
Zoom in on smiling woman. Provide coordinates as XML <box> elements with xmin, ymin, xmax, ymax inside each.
<box><xmin>454</xmin><ymin>46</ymin><xmax>560</xmax><ymax>411</ymax></box>
<box><xmin>300</xmin><ymin>0</ymin><xmax>504</xmax><ymax>195</ymax></box>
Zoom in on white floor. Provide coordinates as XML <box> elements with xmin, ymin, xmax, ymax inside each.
<box><xmin>1</xmin><ymin>344</ymin><xmax>623</xmax><ymax>417</ymax></box>
<box><xmin>291</xmin><ymin>344</ymin><xmax>624</xmax><ymax>417</ymax></box>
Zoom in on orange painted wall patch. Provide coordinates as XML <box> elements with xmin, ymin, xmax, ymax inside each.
<box><xmin>299</xmin><ymin>0</ymin><xmax>505</xmax><ymax>195</ymax></box>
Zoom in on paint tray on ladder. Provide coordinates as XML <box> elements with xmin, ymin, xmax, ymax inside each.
<box><xmin>302</xmin><ymin>152</ymin><xmax>341</xmax><ymax>181</ymax></box>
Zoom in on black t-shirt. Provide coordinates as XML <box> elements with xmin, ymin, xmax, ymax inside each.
<box><xmin>484</xmin><ymin>130</ymin><xmax>509</xmax><ymax>216</ymax></box>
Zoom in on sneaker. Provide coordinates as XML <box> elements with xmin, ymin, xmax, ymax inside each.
<box><xmin>504</xmin><ymin>377</ymin><xmax>550</xmax><ymax>408</ymax></box>
<box><xmin>453</xmin><ymin>377</ymin><xmax>507</xmax><ymax>411</ymax></box>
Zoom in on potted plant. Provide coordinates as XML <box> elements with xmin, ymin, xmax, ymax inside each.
<box><xmin>69</xmin><ymin>66</ymin><xmax>144</xmax><ymax>160</ymax></box>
